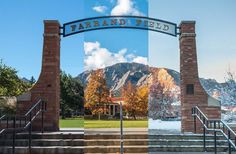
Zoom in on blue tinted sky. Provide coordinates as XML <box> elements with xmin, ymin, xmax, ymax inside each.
<box><xmin>83</xmin><ymin>0</ymin><xmax>148</xmax><ymax>71</ymax></box>
<box><xmin>0</xmin><ymin>0</ymin><xmax>235</xmax><ymax>82</ymax></box>
<box><xmin>149</xmin><ymin>0</ymin><xmax>236</xmax><ymax>82</ymax></box>
<box><xmin>0</xmin><ymin>0</ymin><xmax>85</xmax><ymax>79</ymax></box>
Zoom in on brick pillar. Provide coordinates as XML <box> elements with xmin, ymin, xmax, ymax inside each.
<box><xmin>17</xmin><ymin>20</ymin><xmax>60</xmax><ymax>131</ymax></box>
<box><xmin>179</xmin><ymin>21</ymin><xmax>220</xmax><ymax>133</ymax></box>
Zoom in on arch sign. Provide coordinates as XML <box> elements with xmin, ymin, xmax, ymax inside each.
<box><xmin>17</xmin><ymin>16</ymin><xmax>221</xmax><ymax>133</ymax></box>
<box><xmin>62</xmin><ymin>16</ymin><xmax>177</xmax><ymax>37</ymax></box>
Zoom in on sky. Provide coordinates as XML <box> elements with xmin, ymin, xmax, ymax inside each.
<box><xmin>148</xmin><ymin>0</ymin><xmax>236</xmax><ymax>83</ymax></box>
<box><xmin>83</xmin><ymin>0</ymin><xmax>148</xmax><ymax>71</ymax></box>
<box><xmin>0</xmin><ymin>0</ymin><xmax>235</xmax><ymax>82</ymax></box>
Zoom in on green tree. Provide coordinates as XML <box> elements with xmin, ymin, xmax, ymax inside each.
<box><xmin>30</xmin><ymin>76</ymin><xmax>36</xmax><ymax>85</ymax></box>
<box><xmin>0</xmin><ymin>60</ymin><xmax>32</xmax><ymax>114</ymax></box>
<box><xmin>0</xmin><ymin>60</ymin><xmax>31</xmax><ymax>96</ymax></box>
<box><xmin>60</xmin><ymin>71</ymin><xmax>84</xmax><ymax>119</ymax></box>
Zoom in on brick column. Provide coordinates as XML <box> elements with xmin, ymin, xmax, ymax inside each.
<box><xmin>179</xmin><ymin>21</ymin><xmax>220</xmax><ymax>132</ymax></box>
<box><xmin>17</xmin><ymin>20</ymin><xmax>60</xmax><ymax>131</ymax></box>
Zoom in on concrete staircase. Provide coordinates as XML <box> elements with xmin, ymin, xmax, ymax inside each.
<box><xmin>84</xmin><ymin>132</ymin><xmax>234</xmax><ymax>153</ymax></box>
<box><xmin>148</xmin><ymin>134</ymin><xmax>230</xmax><ymax>153</ymax></box>
<box><xmin>0</xmin><ymin>131</ymin><xmax>84</xmax><ymax>154</ymax></box>
<box><xmin>84</xmin><ymin>132</ymin><xmax>148</xmax><ymax>153</ymax></box>
<box><xmin>0</xmin><ymin>130</ymin><xmax>235</xmax><ymax>154</ymax></box>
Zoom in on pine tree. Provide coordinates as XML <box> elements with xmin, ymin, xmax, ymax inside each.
<box><xmin>30</xmin><ymin>76</ymin><xmax>36</xmax><ymax>85</ymax></box>
<box><xmin>60</xmin><ymin>71</ymin><xmax>84</xmax><ymax>118</ymax></box>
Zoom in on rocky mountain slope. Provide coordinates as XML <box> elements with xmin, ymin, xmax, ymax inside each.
<box><xmin>77</xmin><ymin>62</ymin><xmax>234</xmax><ymax>106</ymax></box>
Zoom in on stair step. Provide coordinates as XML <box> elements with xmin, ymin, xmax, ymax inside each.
<box><xmin>149</xmin><ymin>145</ymin><xmax>234</xmax><ymax>152</ymax></box>
<box><xmin>1</xmin><ymin>146</ymin><xmax>234</xmax><ymax>154</ymax></box>
<box><xmin>0</xmin><ymin>146</ymin><xmax>148</xmax><ymax>154</ymax></box>
<box><xmin>84</xmin><ymin>145</ymin><xmax>148</xmax><ymax>153</ymax></box>
<box><xmin>0</xmin><ymin>139</ymin><xmax>84</xmax><ymax>146</ymax></box>
<box><xmin>148</xmin><ymin>139</ymin><xmax>228</xmax><ymax>146</ymax></box>
<box><xmin>0</xmin><ymin>139</ymin><xmax>228</xmax><ymax>146</ymax></box>
<box><xmin>148</xmin><ymin>134</ymin><xmax>225</xmax><ymax>140</ymax></box>
<box><xmin>85</xmin><ymin>139</ymin><xmax>147</xmax><ymax>146</ymax></box>
<box><xmin>2</xmin><ymin>132</ymin><xmax>84</xmax><ymax>139</ymax></box>
<box><xmin>85</xmin><ymin>134</ymin><xmax>147</xmax><ymax>139</ymax></box>
<box><xmin>0</xmin><ymin>146</ymin><xmax>84</xmax><ymax>154</ymax></box>
<box><xmin>0</xmin><ymin>132</ymin><xmax>234</xmax><ymax>153</ymax></box>
<box><xmin>84</xmin><ymin>139</ymin><xmax>228</xmax><ymax>146</ymax></box>
<box><xmin>84</xmin><ymin>134</ymin><xmax>225</xmax><ymax>140</ymax></box>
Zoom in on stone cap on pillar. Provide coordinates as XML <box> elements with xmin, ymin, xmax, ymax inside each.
<box><xmin>44</xmin><ymin>20</ymin><xmax>60</xmax><ymax>25</ymax></box>
<box><xmin>179</xmin><ymin>20</ymin><xmax>196</xmax><ymax>35</ymax></box>
<box><xmin>43</xmin><ymin>20</ymin><xmax>61</xmax><ymax>34</ymax></box>
<box><xmin>179</xmin><ymin>20</ymin><xmax>195</xmax><ymax>25</ymax></box>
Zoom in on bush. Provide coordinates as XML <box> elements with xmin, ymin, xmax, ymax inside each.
<box><xmin>0</xmin><ymin>96</ymin><xmax>17</xmax><ymax>115</ymax></box>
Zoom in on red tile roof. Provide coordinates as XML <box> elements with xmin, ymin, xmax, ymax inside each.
<box><xmin>110</xmin><ymin>97</ymin><xmax>125</xmax><ymax>102</ymax></box>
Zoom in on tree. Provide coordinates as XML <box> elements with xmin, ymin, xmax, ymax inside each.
<box><xmin>220</xmin><ymin>69</ymin><xmax>236</xmax><ymax>106</ymax></box>
<box><xmin>136</xmin><ymin>85</ymin><xmax>148</xmax><ymax>116</ymax></box>
<box><xmin>148</xmin><ymin>69</ymin><xmax>177</xmax><ymax>120</ymax></box>
<box><xmin>30</xmin><ymin>76</ymin><xmax>36</xmax><ymax>85</ymax></box>
<box><xmin>84</xmin><ymin>69</ymin><xmax>110</xmax><ymax>119</ymax></box>
<box><xmin>0</xmin><ymin>60</ymin><xmax>31</xmax><ymax>96</ymax></box>
<box><xmin>60</xmin><ymin>71</ymin><xmax>84</xmax><ymax>119</ymax></box>
<box><xmin>0</xmin><ymin>60</ymin><xmax>32</xmax><ymax>114</ymax></box>
<box><xmin>122</xmin><ymin>81</ymin><xmax>139</xmax><ymax>119</ymax></box>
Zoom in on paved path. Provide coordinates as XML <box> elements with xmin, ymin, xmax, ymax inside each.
<box><xmin>149</xmin><ymin>129</ymin><xmax>182</xmax><ymax>135</ymax></box>
<box><xmin>60</xmin><ymin>128</ymin><xmax>84</xmax><ymax>132</ymax></box>
<box><xmin>85</xmin><ymin>128</ymin><xmax>147</xmax><ymax>134</ymax></box>
<box><xmin>59</xmin><ymin>128</ymin><xmax>193</xmax><ymax>135</ymax></box>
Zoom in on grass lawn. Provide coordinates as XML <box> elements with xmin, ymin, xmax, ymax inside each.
<box><xmin>85</xmin><ymin>120</ymin><xmax>147</xmax><ymax>128</ymax></box>
<box><xmin>59</xmin><ymin>117</ymin><xmax>147</xmax><ymax>128</ymax></box>
<box><xmin>60</xmin><ymin>117</ymin><xmax>84</xmax><ymax>128</ymax></box>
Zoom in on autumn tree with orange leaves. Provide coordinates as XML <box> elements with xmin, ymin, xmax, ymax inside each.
<box><xmin>84</xmin><ymin>69</ymin><xmax>110</xmax><ymax>119</ymax></box>
<box><xmin>136</xmin><ymin>85</ymin><xmax>148</xmax><ymax>116</ymax></box>
<box><xmin>122</xmin><ymin>81</ymin><xmax>148</xmax><ymax>119</ymax></box>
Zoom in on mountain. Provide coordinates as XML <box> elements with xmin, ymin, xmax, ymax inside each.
<box><xmin>77</xmin><ymin>62</ymin><xmax>178</xmax><ymax>96</ymax></box>
<box><xmin>21</xmin><ymin>77</ymin><xmax>31</xmax><ymax>83</ymax></box>
<box><xmin>76</xmin><ymin>62</ymin><xmax>234</xmax><ymax>106</ymax></box>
